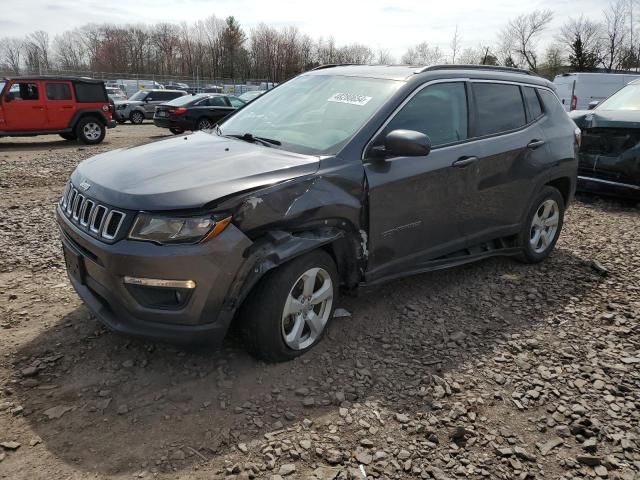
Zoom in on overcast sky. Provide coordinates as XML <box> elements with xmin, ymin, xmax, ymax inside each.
<box><xmin>1</xmin><ymin>0</ymin><xmax>619</xmax><ymax>58</ymax></box>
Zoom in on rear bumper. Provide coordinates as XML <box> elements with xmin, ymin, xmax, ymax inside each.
<box><xmin>56</xmin><ymin>205</ymin><xmax>253</xmax><ymax>345</ymax></box>
<box><xmin>577</xmin><ymin>175</ymin><xmax>640</xmax><ymax>200</ymax></box>
<box><xmin>153</xmin><ymin>117</ymin><xmax>190</xmax><ymax>130</ymax></box>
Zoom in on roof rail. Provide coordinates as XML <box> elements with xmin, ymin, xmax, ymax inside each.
<box><xmin>415</xmin><ymin>64</ymin><xmax>535</xmax><ymax>76</ymax></box>
<box><xmin>311</xmin><ymin>63</ymin><xmax>358</xmax><ymax>71</ymax></box>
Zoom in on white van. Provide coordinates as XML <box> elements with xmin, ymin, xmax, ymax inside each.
<box><xmin>553</xmin><ymin>72</ymin><xmax>640</xmax><ymax>111</ymax></box>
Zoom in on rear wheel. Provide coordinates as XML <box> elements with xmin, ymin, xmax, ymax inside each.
<box><xmin>196</xmin><ymin>117</ymin><xmax>214</xmax><ymax>130</ymax></box>
<box><xmin>240</xmin><ymin>250</ymin><xmax>338</xmax><ymax>362</ymax></box>
<box><xmin>517</xmin><ymin>186</ymin><xmax>565</xmax><ymax>263</ymax></box>
<box><xmin>75</xmin><ymin>117</ymin><xmax>105</xmax><ymax>145</ymax></box>
<box><xmin>169</xmin><ymin>127</ymin><xmax>184</xmax><ymax>135</ymax></box>
<box><xmin>129</xmin><ymin>111</ymin><xmax>145</xmax><ymax>125</ymax></box>
<box><xmin>59</xmin><ymin>133</ymin><xmax>76</xmax><ymax>141</ymax></box>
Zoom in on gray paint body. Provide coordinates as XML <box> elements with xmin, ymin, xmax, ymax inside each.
<box><xmin>57</xmin><ymin>66</ymin><xmax>578</xmax><ymax>344</ymax></box>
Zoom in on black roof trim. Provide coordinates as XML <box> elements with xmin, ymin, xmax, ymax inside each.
<box><xmin>416</xmin><ymin>64</ymin><xmax>535</xmax><ymax>76</ymax></box>
<box><xmin>311</xmin><ymin>64</ymin><xmax>358</xmax><ymax>71</ymax></box>
<box><xmin>2</xmin><ymin>76</ymin><xmax>105</xmax><ymax>84</ymax></box>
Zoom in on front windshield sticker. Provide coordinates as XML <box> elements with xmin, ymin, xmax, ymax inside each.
<box><xmin>328</xmin><ymin>92</ymin><xmax>372</xmax><ymax>106</ymax></box>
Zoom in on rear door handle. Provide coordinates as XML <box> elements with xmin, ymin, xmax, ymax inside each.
<box><xmin>527</xmin><ymin>139</ymin><xmax>546</xmax><ymax>149</ymax></box>
<box><xmin>452</xmin><ymin>156</ymin><xmax>478</xmax><ymax>168</ymax></box>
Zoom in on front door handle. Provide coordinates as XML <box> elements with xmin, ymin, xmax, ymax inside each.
<box><xmin>452</xmin><ymin>156</ymin><xmax>478</xmax><ymax>168</ymax></box>
<box><xmin>527</xmin><ymin>139</ymin><xmax>546</xmax><ymax>149</ymax></box>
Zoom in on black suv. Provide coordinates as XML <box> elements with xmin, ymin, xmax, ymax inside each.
<box><xmin>57</xmin><ymin>65</ymin><xmax>578</xmax><ymax>362</ymax></box>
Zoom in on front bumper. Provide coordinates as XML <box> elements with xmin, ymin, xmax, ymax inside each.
<box><xmin>56</xmin><ymin>206</ymin><xmax>252</xmax><ymax>345</ymax></box>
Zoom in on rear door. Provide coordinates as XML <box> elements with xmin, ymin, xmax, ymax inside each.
<box><xmin>2</xmin><ymin>80</ymin><xmax>47</xmax><ymax>130</ymax></box>
<box><xmin>364</xmin><ymin>81</ymin><xmax>477</xmax><ymax>280</ymax></box>
<box><xmin>44</xmin><ymin>81</ymin><xmax>75</xmax><ymax>129</ymax></box>
<box><xmin>460</xmin><ymin>81</ymin><xmax>549</xmax><ymax>244</ymax></box>
<box><xmin>576</xmin><ymin>76</ymin><xmax>624</xmax><ymax>110</ymax></box>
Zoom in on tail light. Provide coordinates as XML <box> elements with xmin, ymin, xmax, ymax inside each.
<box><xmin>169</xmin><ymin>107</ymin><xmax>187</xmax><ymax>115</ymax></box>
<box><xmin>574</xmin><ymin>127</ymin><xmax>582</xmax><ymax>148</ymax></box>
<box><xmin>570</xmin><ymin>95</ymin><xmax>577</xmax><ymax>111</ymax></box>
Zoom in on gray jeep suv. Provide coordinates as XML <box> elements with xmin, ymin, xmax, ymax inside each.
<box><xmin>57</xmin><ymin>65</ymin><xmax>579</xmax><ymax>362</ymax></box>
<box><xmin>114</xmin><ymin>89</ymin><xmax>187</xmax><ymax>124</ymax></box>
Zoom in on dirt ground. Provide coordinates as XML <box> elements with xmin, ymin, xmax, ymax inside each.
<box><xmin>0</xmin><ymin>124</ymin><xmax>639</xmax><ymax>480</ymax></box>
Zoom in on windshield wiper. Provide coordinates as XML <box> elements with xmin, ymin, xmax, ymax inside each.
<box><xmin>224</xmin><ymin>132</ymin><xmax>281</xmax><ymax>147</ymax></box>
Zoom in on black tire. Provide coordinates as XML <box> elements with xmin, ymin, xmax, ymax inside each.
<box><xmin>59</xmin><ymin>133</ymin><xmax>76</xmax><ymax>141</ymax></box>
<box><xmin>169</xmin><ymin>127</ymin><xmax>184</xmax><ymax>135</ymax></box>
<box><xmin>196</xmin><ymin>117</ymin><xmax>214</xmax><ymax>131</ymax></box>
<box><xmin>75</xmin><ymin>117</ymin><xmax>105</xmax><ymax>145</ymax></box>
<box><xmin>517</xmin><ymin>186</ymin><xmax>565</xmax><ymax>263</ymax></box>
<box><xmin>129</xmin><ymin>110</ymin><xmax>145</xmax><ymax>125</ymax></box>
<box><xmin>239</xmin><ymin>250</ymin><xmax>339</xmax><ymax>363</ymax></box>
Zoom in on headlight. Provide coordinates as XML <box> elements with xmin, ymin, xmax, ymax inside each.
<box><xmin>116</xmin><ymin>103</ymin><xmax>128</xmax><ymax>110</ymax></box>
<box><xmin>129</xmin><ymin>213</ymin><xmax>231</xmax><ymax>244</ymax></box>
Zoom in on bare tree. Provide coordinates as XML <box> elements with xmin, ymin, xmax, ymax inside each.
<box><xmin>401</xmin><ymin>42</ymin><xmax>444</xmax><ymax>65</ymax></box>
<box><xmin>558</xmin><ymin>16</ymin><xmax>603</xmax><ymax>70</ymax></box>
<box><xmin>602</xmin><ymin>0</ymin><xmax>628</xmax><ymax>71</ymax></box>
<box><xmin>500</xmin><ymin>10</ymin><xmax>554</xmax><ymax>72</ymax></box>
<box><xmin>450</xmin><ymin>25</ymin><xmax>462</xmax><ymax>63</ymax></box>
<box><xmin>0</xmin><ymin>38</ymin><xmax>23</xmax><ymax>74</ymax></box>
<box><xmin>375</xmin><ymin>48</ymin><xmax>394</xmax><ymax>65</ymax></box>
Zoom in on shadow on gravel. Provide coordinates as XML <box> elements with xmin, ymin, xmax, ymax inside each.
<box><xmin>12</xmin><ymin>248</ymin><xmax>601</xmax><ymax>475</ymax></box>
<box><xmin>0</xmin><ymin>139</ymin><xmax>100</xmax><ymax>151</ymax></box>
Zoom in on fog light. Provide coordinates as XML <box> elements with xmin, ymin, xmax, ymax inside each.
<box><xmin>123</xmin><ymin>276</ymin><xmax>196</xmax><ymax>289</ymax></box>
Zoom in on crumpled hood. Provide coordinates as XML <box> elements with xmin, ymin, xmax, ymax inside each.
<box><xmin>570</xmin><ymin>109</ymin><xmax>640</xmax><ymax>129</ymax></box>
<box><xmin>71</xmin><ymin>132</ymin><xmax>320</xmax><ymax>211</ymax></box>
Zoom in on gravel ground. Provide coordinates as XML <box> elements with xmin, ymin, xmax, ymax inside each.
<box><xmin>0</xmin><ymin>125</ymin><xmax>639</xmax><ymax>480</ymax></box>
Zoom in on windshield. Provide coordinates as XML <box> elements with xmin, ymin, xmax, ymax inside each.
<box><xmin>597</xmin><ymin>83</ymin><xmax>640</xmax><ymax>110</ymax></box>
<box><xmin>129</xmin><ymin>91</ymin><xmax>148</xmax><ymax>101</ymax></box>
<box><xmin>166</xmin><ymin>94</ymin><xmax>204</xmax><ymax>106</ymax></box>
<box><xmin>218</xmin><ymin>75</ymin><xmax>403</xmax><ymax>155</ymax></box>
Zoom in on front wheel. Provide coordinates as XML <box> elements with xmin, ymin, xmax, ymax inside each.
<box><xmin>196</xmin><ymin>117</ymin><xmax>214</xmax><ymax>130</ymax></box>
<box><xmin>75</xmin><ymin>117</ymin><xmax>105</xmax><ymax>145</ymax></box>
<box><xmin>517</xmin><ymin>186</ymin><xmax>565</xmax><ymax>263</ymax></box>
<box><xmin>129</xmin><ymin>111</ymin><xmax>145</xmax><ymax>125</ymax></box>
<box><xmin>240</xmin><ymin>250</ymin><xmax>338</xmax><ymax>362</ymax></box>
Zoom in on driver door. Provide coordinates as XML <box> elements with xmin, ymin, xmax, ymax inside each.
<box><xmin>364</xmin><ymin>81</ymin><xmax>479</xmax><ymax>282</ymax></box>
<box><xmin>3</xmin><ymin>81</ymin><xmax>47</xmax><ymax>130</ymax></box>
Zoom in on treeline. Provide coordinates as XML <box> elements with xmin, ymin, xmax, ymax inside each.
<box><xmin>0</xmin><ymin>0</ymin><xmax>637</xmax><ymax>82</ymax></box>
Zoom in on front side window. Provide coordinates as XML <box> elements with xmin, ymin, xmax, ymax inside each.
<box><xmin>218</xmin><ymin>74</ymin><xmax>403</xmax><ymax>155</ymax></box>
<box><xmin>228</xmin><ymin>96</ymin><xmax>245</xmax><ymax>108</ymax></box>
<box><xmin>7</xmin><ymin>82</ymin><xmax>39</xmax><ymax>101</ymax></box>
<box><xmin>208</xmin><ymin>96</ymin><xmax>227</xmax><ymax>107</ymax></box>
<box><xmin>383</xmin><ymin>82</ymin><xmax>468</xmax><ymax>148</ymax></box>
<box><xmin>129</xmin><ymin>91</ymin><xmax>148</xmax><ymax>101</ymax></box>
<box><xmin>473</xmin><ymin>83</ymin><xmax>526</xmax><ymax>136</ymax></box>
<box><xmin>46</xmin><ymin>82</ymin><xmax>72</xmax><ymax>101</ymax></box>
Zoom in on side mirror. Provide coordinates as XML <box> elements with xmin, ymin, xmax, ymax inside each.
<box><xmin>380</xmin><ymin>129</ymin><xmax>432</xmax><ymax>157</ymax></box>
<box><xmin>588</xmin><ymin>101</ymin><xmax>599</xmax><ymax>110</ymax></box>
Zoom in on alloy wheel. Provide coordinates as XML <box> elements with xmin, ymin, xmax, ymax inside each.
<box><xmin>281</xmin><ymin>267</ymin><xmax>334</xmax><ymax>350</ymax></box>
<box><xmin>83</xmin><ymin>122</ymin><xmax>102</xmax><ymax>141</ymax></box>
<box><xmin>198</xmin><ymin>119</ymin><xmax>213</xmax><ymax>130</ymax></box>
<box><xmin>530</xmin><ymin>199</ymin><xmax>559</xmax><ymax>254</ymax></box>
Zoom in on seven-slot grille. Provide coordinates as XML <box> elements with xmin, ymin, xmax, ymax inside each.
<box><xmin>60</xmin><ymin>183</ymin><xmax>126</xmax><ymax>240</ymax></box>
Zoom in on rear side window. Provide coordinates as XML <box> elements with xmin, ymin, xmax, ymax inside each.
<box><xmin>523</xmin><ymin>87</ymin><xmax>543</xmax><ymax>120</ymax></box>
<box><xmin>162</xmin><ymin>91</ymin><xmax>184</xmax><ymax>101</ymax></box>
<box><xmin>472</xmin><ymin>83</ymin><xmax>526</xmax><ymax>136</ymax></box>
<box><xmin>74</xmin><ymin>82</ymin><xmax>107</xmax><ymax>102</ymax></box>
<box><xmin>228</xmin><ymin>96</ymin><xmax>246</xmax><ymax>108</ymax></box>
<box><xmin>46</xmin><ymin>83</ymin><xmax>72</xmax><ymax>100</ymax></box>
<box><xmin>385</xmin><ymin>82</ymin><xmax>468</xmax><ymax>147</ymax></box>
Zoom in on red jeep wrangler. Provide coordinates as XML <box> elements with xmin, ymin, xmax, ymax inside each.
<box><xmin>0</xmin><ymin>77</ymin><xmax>116</xmax><ymax>144</ymax></box>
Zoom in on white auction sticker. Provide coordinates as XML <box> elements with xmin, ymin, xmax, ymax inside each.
<box><xmin>328</xmin><ymin>93</ymin><xmax>372</xmax><ymax>106</ymax></box>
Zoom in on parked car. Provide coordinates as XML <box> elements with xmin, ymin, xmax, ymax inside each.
<box><xmin>106</xmin><ymin>87</ymin><xmax>127</xmax><ymax>101</ymax></box>
<box><xmin>153</xmin><ymin>93</ymin><xmax>246</xmax><ymax>134</ymax></box>
<box><xmin>56</xmin><ymin>65</ymin><xmax>578</xmax><ymax>361</ymax></box>
<box><xmin>114</xmin><ymin>89</ymin><xmax>187</xmax><ymax>124</ymax></box>
<box><xmin>553</xmin><ymin>72</ymin><xmax>640</xmax><ymax>112</ymax></box>
<box><xmin>238</xmin><ymin>90</ymin><xmax>265</xmax><ymax>102</ymax></box>
<box><xmin>0</xmin><ymin>76</ymin><xmax>116</xmax><ymax>144</ymax></box>
<box><xmin>570</xmin><ymin>80</ymin><xmax>640</xmax><ymax>200</ymax></box>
